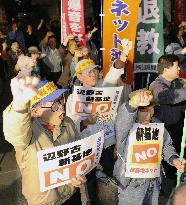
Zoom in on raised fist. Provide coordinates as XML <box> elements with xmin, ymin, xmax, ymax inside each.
<box><xmin>121</xmin><ymin>38</ymin><xmax>132</xmax><ymax>56</ymax></box>
<box><xmin>11</xmin><ymin>76</ymin><xmax>40</xmax><ymax>110</ymax></box>
<box><xmin>129</xmin><ymin>89</ymin><xmax>153</xmax><ymax>108</ymax></box>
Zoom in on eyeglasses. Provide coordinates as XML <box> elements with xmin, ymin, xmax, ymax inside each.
<box><xmin>80</xmin><ymin>69</ymin><xmax>98</xmax><ymax>77</ymax></box>
<box><xmin>41</xmin><ymin>99</ymin><xmax>65</xmax><ymax>112</ymax></box>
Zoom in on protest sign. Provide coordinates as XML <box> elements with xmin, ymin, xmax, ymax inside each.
<box><xmin>61</xmin><ymin>0</ymin><xmax>85</xmax><ymax>46</ymax></box>
<box><xmin>71</xmin><ymin>86</ymin><xmax>122</xmax><ymax>140</ymax></box>
<box><xmin>125</xmin><ymin>123</ymin><xmax>164</xmax><ymax>178</ymax></box>
<box><xmin>72</xmin><ymin>86</ymin><xmax>123</xmax><ymax>116</ymax></box>
<box><xmin>37</xmin><ymin>131</ymin><xmax>104</xmax><ymax>192</ymax></box>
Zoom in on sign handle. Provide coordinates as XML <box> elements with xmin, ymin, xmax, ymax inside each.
<box><xmin>176</xmin><ymin>110</ymin><xmax>186</xmax><ymax>187</ymax></box>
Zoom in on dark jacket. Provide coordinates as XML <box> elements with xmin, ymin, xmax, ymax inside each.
<box><xmin>149</xmin><ymin>76</ymin><xmax>186</xmax><ymax>125</ymax></box>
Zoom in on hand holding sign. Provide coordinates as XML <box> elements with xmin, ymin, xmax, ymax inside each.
<box><xmin>11</xmin><ymin>76</ymin><xmax>40</xmax><ymax>111</ymax></box>
<box><xmin>120</xmin><ymin>38</ymin><xmax>132</xmax><ymax>62</ymax></box>
<box><xmin>63</xmin><ymin>34</ymin><xmax>75</xmax><ymax>46</ymax></box>
<box><xmin>80</xmin><ymin>114</ymin><xmax>98</xmax><ymax>132</ymax></box>
<box><xmin>173</xmin><ymin>158</ymin><xmax>186</xmax><ymax>173</ymax></box>
<box><xmin>129</xmin><ymin>89</ymin><xmax>153</xmax><ymax>109</ymax></box>
<box><xmin>71</xmin><ymin>175</ymin><xmax>87</xmax><ymax>187</ymax></box>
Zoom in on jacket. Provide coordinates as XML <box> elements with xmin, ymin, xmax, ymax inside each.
<box><xmin>113</xmin><ymin>103</ymin><xmax>179</xmax><ymax>188</ymax></box>
<box><xmin>149</xmin><ymin>76</ymin><xmax>186</xmax><ymax>125</ymax></box>
<box><xmin>3</xmin><ymin>104</ymin><xmax>79</xmax><ymax>205</ymax></box>
<box><xmin>66</xmin><ymin>61</ymin><xmax>130</xmax><ymax>148</ymax></box>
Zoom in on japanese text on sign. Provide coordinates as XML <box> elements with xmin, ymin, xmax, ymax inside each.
<box><xmin>37</xmin><ymin>131</ymin><xmax>104</xmax><ymax>192</ymax></box>
<box><xmin>72</xmin><ymin>86</ymin><xmax>122</xmax><ymax>116</ymax></box>
<box><xmin>125</xmin><ymin>123</ymin><xmax>164</xmax><ymax>178</ymax></box>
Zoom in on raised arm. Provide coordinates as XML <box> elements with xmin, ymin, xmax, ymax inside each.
<box><xmin>3</xmin><ymin>76</ymin><xmax>40</xmax><ymax>150</ymax></box>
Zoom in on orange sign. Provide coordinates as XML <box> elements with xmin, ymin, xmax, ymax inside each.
<box><xmin>75</xmin><ymin>101</ymin><xmax>112</xmax><ymax>114</ymax></box>
<box><xmin>45</xmin><ymin>154</ymin><xmax>94</xmax><ymax>187</ymax></box>
<box><xmin>103</xmin><ymin>0</ymin><xmax>140</xmax><ymax>84</ymax></box>
<box><xmin>132</xmin><ymin>144</ymin><xmax>159</xmax><ymax>164</ymax></box>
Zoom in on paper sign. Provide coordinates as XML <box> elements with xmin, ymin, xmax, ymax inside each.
<box><xmin>125</xmin><ymin>123</ymin><xmax>164</xmax><ymax>178</ymax></box>
<box><xmin>37</xmin><ymin>131</ymin><xmax>104</xmax><ymax>192</ymax></box>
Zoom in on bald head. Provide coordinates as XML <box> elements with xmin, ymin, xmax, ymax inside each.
<box><xmin>167</xmin><ymin>183</ymin><xmax>186</xmax><ymax>205</ymax></box>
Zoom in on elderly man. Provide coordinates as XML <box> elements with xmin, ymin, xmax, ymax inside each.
<box><xmin>3</xmin><ymin>76</ymin><xmax>86</xmax><ymax>205</ymax></box>
<box><xmin>114</xmin><ymin>89</ymin><xmax>185</xmax><ymax>205</ymax></box>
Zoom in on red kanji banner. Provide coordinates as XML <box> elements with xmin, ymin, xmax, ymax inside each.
<box><xmin>173</xmin><ymin>0</ymin><xmax>186</xmax><ymax>25</ymax></box>
<box><xmin>61</xmin><ymin>0</ymin><xmax>86</xmax><ymax>46</ymax></box>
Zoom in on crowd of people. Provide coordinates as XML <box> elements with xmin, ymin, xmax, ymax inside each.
<box><xmin>0</xmin><ymin>17</ymin><xmax>186</xmax><ymax>205</ymax></box>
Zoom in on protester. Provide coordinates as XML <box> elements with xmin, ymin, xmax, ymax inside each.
<box><xmin>42</xmin><ymin>36</ymin><xmax>62</xmax><ymax>83</ymax></box>
<box><xmin>149</xmin><ymin>55</ymin><xmax>186</xmax><ymax>154</ymax></box>
<box><xmin>0</xmin><ymin>42</ymin><xmax>14</xmax><ymax>153</ymax></box>
<box><xmin>8</xmin><ymin>22</ymin><xmax>25</xmax><ymax>51</ymax></box>
<box><xmin>39</xmin><ymin>31</ymin><xmax>54</xmax><ymax>51</ymax></box>
<box><xmin>64</xmin><ymin>39</ymin><xmax>131</xmax><ymax>204</ymax></box>
<box><xmin>57</xmin><ymin>34</ymin><xmax>78</xmax><ymax>87</ymax></box>
<box><xmin>7</xmin><ymin>40</ymin><xmax>23</xmax><ymax>77</ymax></box>
<box><xmin>3</xmin><ymin>76</ymin><xmax>86</xmax><ymax>205</ymax></box>
<box><xmin>0</xmin><ymin>39</ymin><xmax>9</xmax><ymax>80</ymax></box>
<box><xmin>66</xmin><ymin>38</ymin><xmax>132</xmax><ymax>176</ymax></box>
<box><xmin>114</xmin><ymin>89</ymin><xmax>185</xmax><ymax>205</ymax></box>
<box><xmin>27</xmin><ymin>46</ymin><xmax>50</xmax><ymax>79</ymax></box>
<box><xmin>24</xmin><ymin>24</ymin><xmax>38</xmax><ymax>48</ymax></box>
<box><xmin>85</xmin><ymin>26</ymin><xmax>99</xmax><ymax>65</ymax></box>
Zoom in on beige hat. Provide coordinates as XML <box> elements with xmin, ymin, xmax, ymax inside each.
<box><xmin>28</xmin><ymin>46</ymin><xmax>41</xmax><ymax>54</ymax></box>
<box><xmin>73</xmin><ymin>59</ymin><xmax>97</xmax><ymax>78</ymax></box>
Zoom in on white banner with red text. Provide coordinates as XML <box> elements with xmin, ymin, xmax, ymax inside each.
<box><xmin>61</xmin><ymin>0</ymin><xmax>85</xmax><ymax>46</ymax></box>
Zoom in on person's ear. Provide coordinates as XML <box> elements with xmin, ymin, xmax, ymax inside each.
<box><xmin>31</xmin><ymin>107</ymin><xmax>42</xmax><ymax>117</ymax></box>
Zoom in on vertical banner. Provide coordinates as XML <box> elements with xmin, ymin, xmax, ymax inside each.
<box><xmin>103</xmin><ymin>0</ymin><xmax>140</xmax><ymax>85</ymax></box>
<box><xmin>173</xmin><ymin>0</ymin><xmax>186</xmax><ymax>25</ymax></box>
<box><xmin>134</xmin><ymin>0</ymin><xmax>164</xmax><ymax>73</ymax></box>
<box><xmin>61</xmin><ymin>0</ymin><xmax>86</xmax><ymax>46</ymax></box>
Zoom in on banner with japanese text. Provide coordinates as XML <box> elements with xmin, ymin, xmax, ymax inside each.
<box><xmin>37</xmin><ymin>131</ymin><xmax>104</xmax><ymax>192</ymax></box>
<box><xmin>134</xmin><ymin>0</ymin><xmax>164</xmax><ymax>73</ymax></box>
<box><xmin>125</xmin><ymin>123</ymin><xmax>164</xmax><ymax>178</ymax></box>
<box><xmin>61</xmin><ymin>0</ymin><xmax>85</xmax><ymax>46</ymax></box>
<box><xmin>71</xmin><ymin>86</ymin><xmax>123</xmax><ymax>139</ymax></box>
<box><xmin>103</xmin><ymin>0</ymin><xmax>140</xmax><ymax>84</ymax></box>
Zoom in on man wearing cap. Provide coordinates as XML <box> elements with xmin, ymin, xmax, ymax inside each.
<box><xmin>114</xmin><ymin>89</ymin><xmax>185</xmax><ymax>205</ymax></box>
<box><xmin>65</xmin><ymin>39</ymin><xmax>132</xmax><ymax>203</ymax></box>
<box><xmin>66</xmin><ymin>38</ymin><xmax>132</xmax><ymax>172</ymax></box>
<box><xmin>3</xmin><ymin>76</ymin><xmax>86</xmax><ymax>205</ymax></box>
